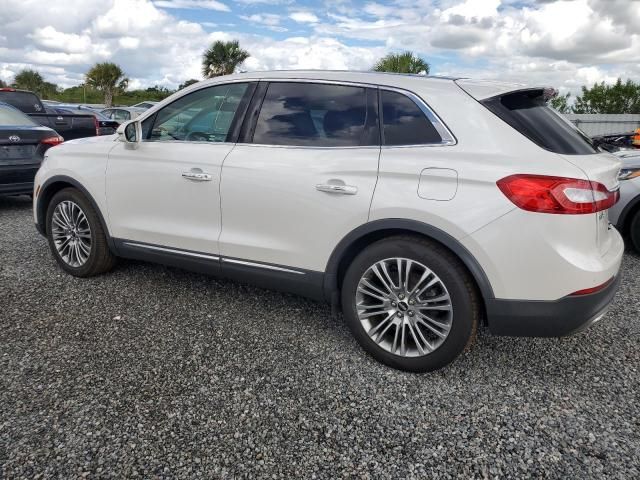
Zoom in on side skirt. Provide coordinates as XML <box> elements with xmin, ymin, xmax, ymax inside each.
<box><xmin>113</xmin><ymin>239</ymin><xmax>326</xmax><ymax>301</ymax></box>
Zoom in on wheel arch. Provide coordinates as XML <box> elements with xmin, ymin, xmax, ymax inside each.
<box><xmin>37</xmin><ymin>175</ymin><xmax>116</xmax><ymax>253</ymax></box>
<box><xmin>323</xmin><ymin>219</ymin><xmax>495</xmax><ymax>314</ymax></box>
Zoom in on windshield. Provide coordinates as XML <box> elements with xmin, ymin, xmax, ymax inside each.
<box><xmin>0</xmin><ymin>104</ymin><xmax>38</xmax><ymax>126</ymax></box>
<box><xmin>481</xmin><ymin>90</ymin><xmax>598</xmax><ymax>155</ymax></box>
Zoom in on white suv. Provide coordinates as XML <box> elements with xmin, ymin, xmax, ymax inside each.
<box><xmin>33</xmin><ymin>71</ymin><xmax>624</xmax><ymax>372</ymax></box>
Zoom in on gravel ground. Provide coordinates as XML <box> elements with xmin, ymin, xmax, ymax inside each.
<box><xmin>1</xmin><ymin>194</ymin><xmax>639</xmax><ymax>479</ymax></box>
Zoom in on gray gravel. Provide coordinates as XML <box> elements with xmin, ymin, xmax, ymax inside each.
<box><xmin>1</xmin><ymin>194</ymin><xmax>639</xmax><ymax>479</ymax></box>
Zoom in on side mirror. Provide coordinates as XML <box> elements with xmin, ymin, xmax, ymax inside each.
<box><xmin>117</xmin><ymin>121</ymin><xmax>142</xmax><ymax>149</ymax></box>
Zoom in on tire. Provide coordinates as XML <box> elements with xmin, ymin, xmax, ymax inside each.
<box><xmin>46</xmin><ymin>187</ymin><xmax>116</xmax><ymax>277</ymax></box>
<box><xmin>630</xmin><ymin>211</ymin><xmax>640</xmax><ymax>254</ymax></box>
<box><xmin>341</xmin><ymin>236</ymin><xmax>479</xmax><ymax>372</ymax></box>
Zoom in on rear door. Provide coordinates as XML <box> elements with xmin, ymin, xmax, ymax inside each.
<box><xmin>218</xmin><ymin>81</ymin><xmax>380</xmax><ymax>273</ymax></box>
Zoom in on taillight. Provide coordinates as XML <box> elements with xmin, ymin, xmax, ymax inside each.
<box><xmin>497</xmin><ymin>174</ymin><xmax>619</xmax><ymax>214</ymax></box>
<box><xmin>41</xmin><ymin>136</ymin><xmax>64</xmax><ymax>146</ymax></box>
<box><xmin>94</xmin><ymin>116</ymin><xmax>100</xmax><ymax>136</ymax></box>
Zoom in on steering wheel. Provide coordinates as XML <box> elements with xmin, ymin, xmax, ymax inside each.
<box><xmin>185</xmin><ymin>131</ymin><xmax>209</xmax><ymax>142</ymax></box>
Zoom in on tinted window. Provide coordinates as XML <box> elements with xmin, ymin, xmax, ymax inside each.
<box><xmin>381</xmin><ymin>90</ymin><xmax>442</xmax><ymax>145</ymax></box>
<box><xmin>0</xmin><ymin>104</ymin><xmax>37</xmax><ymax>126</ymax></box>
<box><xmin>0</xmin><ymin>91</ymin><xmax>44</xmax><ymax>114</ymax></box>
<box><xmin>482</xmin><ymin>90</ymin><xmax>597</xmax><ymax>155</ymax></box>
<box><xmin>146</xmin><ymin>83</ymin><xmax>248</xmax><ymax>143</ymax></box>
<box><xmin>252</xmin><ymin>82</ymin><xmax>376</xmax><ymax>147</ymax></box>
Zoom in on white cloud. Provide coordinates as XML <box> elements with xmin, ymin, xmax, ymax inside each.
<box><xmin>290</xmin><ymin>11</ymin><xmax>319</xmax><ymax>23</ymax></box>
<box><xmin>153</xmin><ymin>0</ymin><xmax>230</xmax><ymax>12</ymax></box>
<box><xmin>0</xmin><ymin>0</ymin><xmax>638</xmax><ymax>98</ymax></box>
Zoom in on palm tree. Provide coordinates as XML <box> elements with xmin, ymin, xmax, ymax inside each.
<box><xmin>202</xmin><ymin>40</ymin><xmax>250</xmax><ymax>78</ymax></box>
<box><xmin>85</xmin><ymin>62</ymin><xmax>129</xmax><ymax>107</ymax></box>
<box><xmin>373</xmin><ymin>52</ymin><xmax>430</xmax><ymax>75</ymax></box>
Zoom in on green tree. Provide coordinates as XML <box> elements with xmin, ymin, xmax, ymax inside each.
<box><xmin>572</xmin><ymin>79</ymin><xmax>640</xmax><ymax>114</ymax></box>
<box><xmin>0</xmin><ymin>78</ymin><xmax>6</xmax><ymax>88</ymax></box>
<box><xmin>178</xmin><ymin>79</ymin><xmax>199</xmax><ymax>90</ymax></box>
<box><xmin>373</xmin><ymin>51</ymin><xmax>430</xmax><ymax>75</ymax></box>
<box><xmin>13</xmin><ymin>69</ymin><xmax>45</xmax><ymax>92</ymax></box>
<box><xmin>202</xmin><ymin>40</ymin><xmax>249</xmax><ymax>78</ymax></box>
<box><xmin>549</xmin><ymin>92</ymin><xmax>571</xmax><ymax>114</ymax></box>
<box><xmin>85</xmin><ymin>62</ymin><xmax>129</xmax><ymax>107</ymax></box>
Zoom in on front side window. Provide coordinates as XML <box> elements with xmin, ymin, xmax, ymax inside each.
<box><xmin>252</xmin><ymin>82</ymin><xmax>377</xmax><ymax>147</ymax></box>
<box><xmin>145</xmin><ymin>83</ymin><xmax>248</xmax><ymax>143</ymax></box>
<box><xmin>381</xmin><ymin>90</ymin><xmax>442</xmax><ymax>146</ymax></box>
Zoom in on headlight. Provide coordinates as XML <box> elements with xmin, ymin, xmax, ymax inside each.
<box><xmin>618</xmin><ymin>167</ymin><xmax>640</xmax><ymax>181</ymax></box>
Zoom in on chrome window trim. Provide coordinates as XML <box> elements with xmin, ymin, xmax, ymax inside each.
<box><xmin>222</xmin><ymin>258</ymin><xmax>306</xmax><ymax>275</ymax></box>
<box><xmin>240</xmin><ymin>78</ymin><xmax>457</xmax><ymax>149</ymax></box>
<box><xmin>123</xmin><ymin>242</ymin><xmax>220</xmax><ymax>261</ymax></box>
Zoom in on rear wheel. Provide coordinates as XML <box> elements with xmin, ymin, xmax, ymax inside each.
<box><xmin>46</xmin><ymin>188</ymin><xmax>116</xmax><ymax>277</ymax></box>
<box><xmin>630</xmin><ymin>211</ymin><xmax>640</xmax><ymax>253</ymax></box>
<box><xmin>341</xmin><ymin>236</ymin><xmax>479</xmax><ymax>372</ymax></box>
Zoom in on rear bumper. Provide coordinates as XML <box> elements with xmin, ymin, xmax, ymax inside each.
<box><xmin>486</xmin><ymin>274</ymin><xmax>620</xmax><ymax>337</ymax></box>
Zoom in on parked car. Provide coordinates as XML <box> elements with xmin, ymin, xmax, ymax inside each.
<box><xmin>100</xmin><ymin>107</ymin><xmax>145</xmax><ymax>123</ymax></box>
<box><xmin>131</xmin><ymin>101</ymin><xmax>158</xmax><ymax>110</ymax></box>
<box><xmin>0</xmin><ymin>102</ymin><xmax>63</xmax><ymax>195</ymax></box>
<box><xmin>32</xmin><ymin>71</ymin><xmax>623</xmax><ymax>372</ymax></box>
<box><xmin>610</xmin><ymin>149</ymin><xmax>640</xmax><ymax>252</ymax></box>
<box><xmin>51</xmin><ymin>108</ymin><xmax>119</xmax><ymax>136</ymax></box>
<box><xmin>0</xmin><ymin>88</ymin><xmax>110</xmax><ymax>140</ymax></box>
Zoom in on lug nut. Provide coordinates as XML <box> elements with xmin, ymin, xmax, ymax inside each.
<box><xmin>399</xmin><ymin>294</ymin><xmax>405</xmax><ymax>299</ymax></box>
<box><xmin>409</xmin><ymin>300</ymin><xmax>414</xmax><ymax>305</ymax></box>
<box><xmin>397</xmin><ymin>312</ymin><xmax>403</xmax><ymax>317</ymax></box>
<box><xmin>391</xmin><ymin>302</ymin><xmax>397</xmax><ymax>307</ymax></box>
<box><xmin>408</xmin><ymin>311</ymin><xmax>415</xmax><ymax>317</ymax></box>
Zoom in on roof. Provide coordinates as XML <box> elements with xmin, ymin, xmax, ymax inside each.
<box><xmin>192</xmin><ymin>70</ymin><xmax>542</xmax><ymax>101</ymax></box>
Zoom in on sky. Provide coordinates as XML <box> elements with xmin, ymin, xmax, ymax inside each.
<box><xmin>0</xmin><ymin>0</ymin><xmax>639</xmax><ymax>95</ymax></box>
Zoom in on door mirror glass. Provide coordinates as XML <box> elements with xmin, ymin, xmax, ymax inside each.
<box><xmin>125</xmin><ymin>122</ymin><xmax>138</xmax><ymax>142</ymax></box>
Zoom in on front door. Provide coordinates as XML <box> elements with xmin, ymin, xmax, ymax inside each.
<box><xmin>106</xmin><ymin>82</ymin><xmax>252</xmax><ymax>255</ymax></box>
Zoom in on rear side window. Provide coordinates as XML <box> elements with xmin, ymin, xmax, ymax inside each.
<box><xmin>252</xmin><ymin>82</ymin><xmax>377</xmax><ymax>147</ymax></box>
<box><xmin>0</xmin><ymin>105</ymin><xmax>37</xmax><ymax>126</ymax></box>
<box><xmin>381</xmin><ymin>90</ymin><xmax>442</xmax><ymax>145</ymax></box>
<box><xmin>0</xmin><ymin>91</ymin><xmax>43</xmax><ymax>114</ymax></box>
<box><xmin>482</xmin><ymin>90</ymin><xmax>597</xmax><ymax>155</ymax></box>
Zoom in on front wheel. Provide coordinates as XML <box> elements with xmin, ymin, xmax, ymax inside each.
<box><xmin>341</xmin><ymin>236</ymin><xmax>479</xmax><ymax>372</ymax></box>
<box><xmin>46</xmin><ymin>188</ymin><xmax>116</xmax><ymax>277</ymax></box>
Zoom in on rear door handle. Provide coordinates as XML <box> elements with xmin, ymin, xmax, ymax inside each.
<box><xmin>182</xmin><ymin>171</ymin><xmax>212</xmax><ymax>182</ymax></box>
<box><xmin>316</xmin><ymin>184</ymin><xmax>358</xmax><ymax>195</ymax></box>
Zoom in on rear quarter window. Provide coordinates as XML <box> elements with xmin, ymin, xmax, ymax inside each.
<box><xmin>0</xmin><ymin>105</ymin><xmax>37</xmax><ymax>126</ymax></box>
<box><xmin>481</xmin><ymin>90</ymin><xmax>597</xmax><ymax>155</ymax></box>
<box><xmin>381</xmin><ymin>90</ymin><xmax>443</xmax><ymax>145</ymax></box>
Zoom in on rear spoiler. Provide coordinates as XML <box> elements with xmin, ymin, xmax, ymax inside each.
<box><xmin>455</xmin><ymin>79</ymin><xmax>555</xmax><ymax>101</ymax></box>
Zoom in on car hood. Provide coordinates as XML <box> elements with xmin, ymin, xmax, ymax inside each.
<box><xmin>63</xmin><ymin>134</ymin><xmax>118</xmax><ymax>145</ymax></box>
<box><xmin>614</xmin><ymin>149</ymin><xmax>640</xmax><ymax>167</ymax></box>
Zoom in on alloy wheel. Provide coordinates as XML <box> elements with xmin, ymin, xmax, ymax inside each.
<box><xmin>355</xmin><ymin>257</ymin><xmax>453</xmax><ymax>357</ymax></box>
<box><xmin>51</xmin><ymin>200</ymin><xmax>92</xmax><ymax>268</ymax></box>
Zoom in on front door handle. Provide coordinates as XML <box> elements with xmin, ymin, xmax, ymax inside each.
<box><xmin>316</xmin><ymin>183</ymin><xmax>358</xmax><ymax>195</ymax></box>
<box><xmin>182</xmin><ymin>171</ymin><xmax>212</xmax><ymax>182</ymax></box>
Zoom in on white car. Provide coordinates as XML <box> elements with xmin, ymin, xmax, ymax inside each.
<box><xmin>610</xmin><ymin>149</ymin><xmax>640</xmax><ymax>251</ymax></box>
<box><xmin>33</xmin><ymin>71</ymin><xmax>623</xmax><ymax>372</ymax></box>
